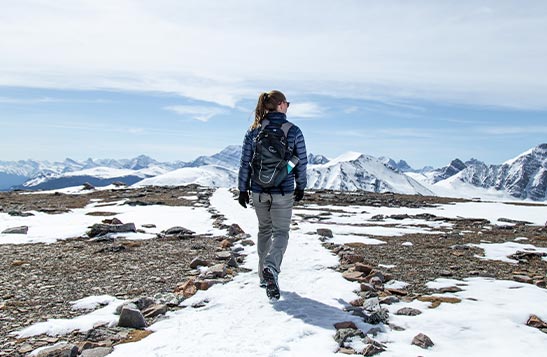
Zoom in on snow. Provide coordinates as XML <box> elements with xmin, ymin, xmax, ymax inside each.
<box><xmin>468</xmin><ymin>242</ymin><xmax>547</xmax><ymax>263</ymax></box>
<box><xmin>134</xmin><ymin>165</ymin><xmax>237</xmax><ymax>187</ymax></box>
<box><xmin>0</xmin><ymin>199</ymin><xmax>223</xmax><ymax>244</ymax></box>
<box><xmin>382</xmin><ymin>278</ymin><xmax>547</xmax><ymax>357</ymax></box>
<box><xmin>7</xmin><ymin>188</ymin><xmax>547</xmax><ymax>356</ymax></box>
<box><xmin>14</xmin><ymin>296</ymin><xmax>124</xmax><ymax>338</ymax></box>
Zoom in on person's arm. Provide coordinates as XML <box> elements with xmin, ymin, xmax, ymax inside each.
<box><xmin>293</xmin><ymin>128</ymin><xmax>308</xmax><ymax>191</ymax></box>
<box><xmin>238</xmin><ymin>130</ymin><xmax>254</xmax><ymax>192</ymax></box>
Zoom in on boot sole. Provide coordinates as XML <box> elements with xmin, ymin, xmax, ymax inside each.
<box><xmin>263</xmin><ymin>268</ymin><xmax>280</xmax><ymax>300</ymax></box>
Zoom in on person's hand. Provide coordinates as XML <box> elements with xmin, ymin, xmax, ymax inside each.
<box><xmin>238</xmin><ymin>191</ymin><xmax>250</xmax><ymax>208</ymax></box>
<box><xmin>294</xmin><ymin>189</ymin><xmax>304</xmax><ymax>202</ymax></box>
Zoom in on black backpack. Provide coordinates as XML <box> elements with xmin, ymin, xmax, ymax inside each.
<box><xmin>250</xmin><ymin>119</ymin><xmax>294</xmax><ymax>189</ymax></box>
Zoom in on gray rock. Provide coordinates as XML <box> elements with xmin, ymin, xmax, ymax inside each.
<box><xmin>141</xmin><ymin>224</ymin><xmax>157</xmax><ymax>228</ymax></box>
<box><xmin>228</xmin><ymin>223</ymin><xmax>245</xmax><ymax>236</ymax></box>
<box><xmin>153</xmin><ymin>293</ymin><xmax>184</xmax><ymax>306</ymax></box>
<box><xmin>215</xmin><ymin>251</ymin><xmax>232</xmax><ymax>260</ymax></box>
<box><xmin>2</xmin><ymin>226</ymin><xmax>29</xmax><ymax>234</ymax></box>
<box><xmin>204</xmin><ymin>264</ymin><xmax>227</xmax><ymax>278</ymax></box>
<box><xmin>190</xmin><ymin>257</ymin><xmax>210</xmax><ymax>269</ymax></box>
<box><xmin>142</xmin><ymin>304</ymin><xmax>168</xmax><ymax>318</ymax></box>
<box><xmin>395</xmin><ymin>307</ymin><xmax>422</xmax><ymax>316</ymax></box>
<box><xmin>366</xmin><ymin>308</ymin><xmax>389</xmax><ymax>325</ymax></box>
<box><xmin>82</xmin><ymin>182</ymin><xmax>95</xmax><ymax>190</ymax></box>
<box><xmin>135</xmin><ymin>297</ymin><xmax>156</xmax><ymax>311</ymax></box>
<box><xmin>80</xmin><ymin>347</ymin><xmax>113</xmax><ymax>357</ymax></box>
<box><xmin>118</xmin><ymin>306</ymin><xmax>147</xmax><ymax>329</ymax></box>
<box><xmin>412</xmin><ymin>333</ymin><xmax>434</xmax><ymax>349</ymax></box>
<box><xmin>227</xmin><ymin>254</ymin><xmax>239</xmax><ymax>268</ymax></box>
<box><xmin>115</xmin><ymin>302</ymin><xmax>138</xmax><ymax>315</ymax></box>
<box><xmin>164</xmin><ymin>226</ymin><xmax>195</xmax><ymax>236</ymax></box>
<box><xmin>379</xmin><ymin>296</ymin><xmax>400</xmax><ymax>305</ymax></box>
<box><xmin>317</xmin><ymin>228</ymin><xmax>333</xmax><ymax>238</ymax></box>
<box><xmin>363</xmin><ymin>297</ymin><xmax>380</xmax><ymax>312</ymax></box>
<box><xmin>33</xmin><ymin>343</ymin><xmax>78</xmax><ymax>357</ymax></box>
<box><xmin>87</xmin><ymin>223</ymin><xmax>136</xmax><ymax>238</ymax></box>
<box><xmin>333</xmin><ymin>328</ymin><xmax>365</xmax><ymax>346</ymax></box>
<box><xmin>362</xmin><ymin>337</ymin><xmax>387</xmax><ymax>356</ymax></box>
<box><xmin>8</xmin><ymin>210</ymin><xmax>34</xmax><ymax>217</ymax></box>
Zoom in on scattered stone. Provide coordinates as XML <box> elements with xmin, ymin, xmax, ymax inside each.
<box><xmin>135</xmin><ymin>297</ymin><xmax>156</xmax><ymax>310</ymax></box>
<box><xmin>412</xmin><ymin>333</ymin><xmax>434</xmax><ymax>349</ymax></box>
<box><xmin>388</xmin><ymin>323</ymin><xmax>405</xmax><ymax>331</ymax></box>
<box><xmin>205</xmin><ymin>264</ymin><xmax>227</xmax><ymax>278</ymax></box>
<box><xmin>513</xmin><ymin>275</ymin><xmax>534</xmax><ymax>284</ymax></box>
<box><xmin>228</xmin><ymin>223</ymin><xmax>245</xmax><ymax>236</ymax></box>
<box><xmin>240</xmin><ymin>239</ymin><xmax>255</xmax><ymax>246</ymax></box>
<box><xmin>498</xmin><ymin>218</ymin><xmax>533</xmax><ymax>225</ymax></box>
<box><xmin>342</xmin><ymin>271</ymin><xmax>366</xmax><ymax>283</ymax></box>
<box><xmin>220</xmin><ymin>239</ymin><xmax>232</xmax><ymax>249</ymax></box>
<box><xmin>340</xmin><ymin>253</ymin><xmax>364</xmax><ymax>264</ymax></box>
<box><xmin>334</xmin><ymin>321</ymin><xmax>358</xmax><ymax>330</ymax></box>
<box><xmin>142</xmin><ymin>304</ymin><xmax>168</xmax><ymax>318</ymax></box>
<box><xmin>337</xmin><ymin>347</ymin><xmax>357</xmax><ymax>355</ymax></box>
<box><xmin>86</xmin><ymin>211</ymin><xmax>118</xmax><ymax>217</ymax></box>
<box><xmin>80</xmin><ymin>347</ymin><xmax>114</xmax><ymax>357</ymax></box>
<box><xmin>439</xmin><ymin>286</ymin><xmax>463</xmax><ymax>293</ymax></box>
<box><xmin>363</xmin><ymin>297</ymin><xmax>380</xmax><ymax>312</ymax></box>
<box><xmin>118</xmin><ymin>306</ymin><xmax>147</xmax><ymax>329</ymax></box>
<box><xmin>417</xmin><ymin>295</ymin><xmax>461</xmax><ymax>308</ymax></box>
<box><xmin>8</xmin><ymin>210</ymin><xmax>34</xmax><ymax>217</ymax></box>
<box><xmin>362</xmin><ymin>337</ymin><xmax>387</xmax><ymax>356</ymax></box>
<box><xmin>190</xmin><ymin>257</ymin><xmax>209</xmax><ymax>269</ymax></box>
<box><xmin>215</xmin><ymin>251</ymin><xmax>232</xmax><ymax>260</ymax></box>
<box><xmin>163</xmin><ymin>226</ymin><xmax>195</xmax><ymax>236</ymax></box>
<box><xmin>354</xmin><ymin>263</ymin><xmax>374</xmax><ymax>275</ymax></box>
<box><xmin>317</xmin><ymin>228</ymin><xmax>333</xmax><ymax>238</ymax></box>
<box><xmin>112</xmin><ymin>181</ymin><xmax>127</xmax><ymax>187</ymax></box>
<box><xmin>11</xmin><ymin>259</ymin><xmax>30</xmax><ymax>266</ymax></box>
<box><xmin>33</xmin><ymin>343</ymin><xmax>79</xmax><ymax>357</ymax></box>
<box><xmin>526</xmin><ymin>314</ymin><xmax>547</xmax><ymax>329</ymax></box>
<box><xmin>379</xmin><ymin>296</ymin><xmax>399</xmax><ymax>305</ymax></box>
<box><xmin>439</xmin><ymin>270</ymin><xmax>453</xmax><ymax>277</ymax></box>
<box><xmin>115</xmin><ymin>302</ymin><xmax>138</xmax><ymax>315</ymax></box>
<box><xmin>385</xmin><ymin>288</ymin><xmax>408</xmax><ymax>296</ymax></box>
<box><xmin>174</xmin><ymin>279</ymin><xmax>198</xmax><ymax>298</ymax></box>
<box><xmin>87</xmin><ymin>223</ymin><xmax>136</xmax><ymax>238</ymax></box>
<box><xmin>226</xmin><ymin>254</ymin><xmax>239</xmax><ymax>268</ymax></box>
<box><xmin>82</xmin><ymin>182</ymin><xmax>95</xmax><ymax>190</ymax></box>
<box><xmin>333</xmin><ymin>328</ymin><xmax>365</xmax><ymax>346</ymax></box>
<box><xmin>366</xmin><ymin>308</ymin><xmax>389</xmax><ymax>325</ymax></box>
<box><xmin>141</xmin><ymin>224</ymin><xmax>156</xmax><ymax>228</ymax></box>
<box><xmin>369</xmin><ymin>277</ymin><xmax>384</xmax><ymax>291</ymax></box>
<box><xmin>2</xmin><ymin>225</ymin><xmax>29</xmax><ymax>234</ymax></box>
<box><xmin>395</xmin><ymin>307</ymin><xmax>422</xmax><ymax>316</ymax></box>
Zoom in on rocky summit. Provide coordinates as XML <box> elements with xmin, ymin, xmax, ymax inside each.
<box><xmin>0</xmin><ymin>185</ymin><xmax>546</xmax><ymax>356</ymax></box>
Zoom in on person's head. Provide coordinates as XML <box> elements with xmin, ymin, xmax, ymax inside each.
<box><xmin>251</xmin><ymin>90</ymin><xmax>290</xmax><ymax>129</ymax></box>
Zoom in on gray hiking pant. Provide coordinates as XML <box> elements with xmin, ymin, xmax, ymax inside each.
<box><xmin>252</xmin><ymin>192</ymin><xmax>294</xmax><ymax>280</ymax></box>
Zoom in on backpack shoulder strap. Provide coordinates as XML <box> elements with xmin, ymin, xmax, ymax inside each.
<box><xmin>260</xmin><ymin>119</ymin><xmax>270</xmax><ymax>129</ymax></box>
<box><xmin>280</xmin><ymin>122</ymin><xmax>293</xmax><ymax>138</ymax></box>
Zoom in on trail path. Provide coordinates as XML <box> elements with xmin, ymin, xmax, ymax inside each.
<box><xmin>108</xmin><ymin>188</ymin><xmax>361</xmax><ymax>356</ymax></box>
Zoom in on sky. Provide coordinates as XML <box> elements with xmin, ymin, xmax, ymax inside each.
<box><xmin>1</xmin><ymin>0</ymin><xmax>547</xmax><ymax>168</ymax></box>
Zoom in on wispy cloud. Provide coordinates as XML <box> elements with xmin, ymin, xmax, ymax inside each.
<box><xmin>1</xmin><ymin>1</ymin><xmax>546</xmax><ymax>109</ymax></box>
<box><xmin>0</xmin><ymin>96</ymin><xmax>111</xmax><ymax>104</ymax></box>
<box><xmin>289</xmin><ymin>102</ymin><xmax>324</xmax><ymax>119</ymax></box>
<box><xmin>164</xmin><ymin>105</ymin><xmax>226</xmax><ymax>122</ymax></box>
<box><xmin>475</xmin><ymin>126</ymin><xmax>547</xmax><ymax>135</ymax></box>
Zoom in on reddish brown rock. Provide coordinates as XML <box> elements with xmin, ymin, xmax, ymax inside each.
<box><xmin>526</xmin><ymin>315</ymin><xmax>547</xmax><ymax>329</ymax></box>
<box><xmin>334</xmin><ymin>321</ymin><xmax>358</xmax><ymax>330</ymax></box>
<box><xmin>342</xmin><ymin>271</ymin><xmax>367</xmax><ymax>282</ymax></box>
<box><xmin>174</xmin><ymin>279</ymin><xmax>197</xmax><ymax>298</ymax></box>
<box><xmin>412</xmin><ymin>333</ymin><xmax>434</xmax><ymax>349</ymax></box>
<box><xmin>354</xmin><ymin>263</ymin><xmax>373</xmax><ymax>275</ymax></box>
<box><xmin>220</xmin><ymin>239</ymin><xmax>233</xmax><ymax>249</ymax></box>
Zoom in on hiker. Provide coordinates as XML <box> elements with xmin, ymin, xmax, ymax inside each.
<box><xmin>237</xmin><ymin>90</ymin><xmax>308</xmax><ymax>300</ymax></box>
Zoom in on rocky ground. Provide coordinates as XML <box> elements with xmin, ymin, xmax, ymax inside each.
<box><xmin>1</xmin><ymin>186</ymin><xmax>546</xmax><ymax>356</ymax></box>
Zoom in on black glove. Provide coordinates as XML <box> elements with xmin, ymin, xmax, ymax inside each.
<box><xmin>294</xmin><ymin>189</ymin><xmax>304</xmax><ymax>202</ymax></box>
<box><xmin>238</xmin><ymin>191</ymin><xmax>250</xmax><ymax>208</ymax></box>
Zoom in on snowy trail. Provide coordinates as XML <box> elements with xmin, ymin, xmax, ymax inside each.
<box><xmin>108</xmin><ymin>188</ymin><xmax>362</xmax><ymax>357</ymax></box>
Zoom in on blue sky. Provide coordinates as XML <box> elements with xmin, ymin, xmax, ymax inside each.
<box><xmin>1</xmin><ymin>1</ymin><xmax>547</xmax><ymax>168</ymax></box>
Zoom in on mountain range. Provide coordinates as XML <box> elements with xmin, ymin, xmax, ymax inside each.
<box><xmin>1</xmin><ymin>144</ymin><xmax>546</xmax><ymax>201</ymax></box>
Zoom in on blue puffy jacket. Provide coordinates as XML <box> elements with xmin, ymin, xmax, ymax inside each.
<box><xmin>238</xmin><ymin>112</ymin><xmax>307</xmax><ymax>194</ymax></box>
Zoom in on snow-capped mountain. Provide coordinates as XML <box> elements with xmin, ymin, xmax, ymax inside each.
<box><xmin>307</xmin><ymin>152</ymin><xmax>434</xmax><ymax>195</ymax></box>
<box><xmin>187</xmin><ymin>145</ymin><xmax>242</xmax><ymax>168</ymax></box>
<box><xmin>134</xmin><ymin>165</ymin><xmax>238</xmax><ymax>188</ymax></box>
<box><xmin>407</xmin><ymin>144</ymin><xmax>547</xmax><ymax>201</ymax></box>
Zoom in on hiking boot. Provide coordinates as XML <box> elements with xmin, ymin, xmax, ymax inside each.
<box><xmin>262</xmin><ymin>266</ymin><xmax>280</xmax><ymax>300</ymax></box>
<box><xmin>259</xmin><ymin>279</ymin><xmax>267</xmax><ymax>288</ymax></box>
